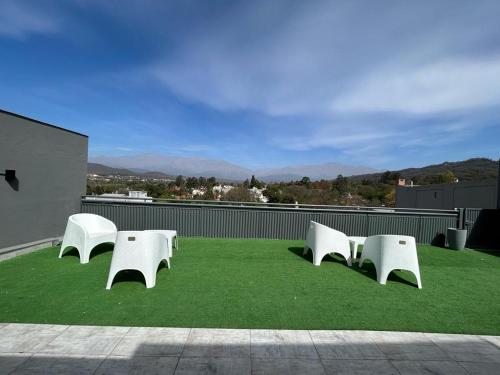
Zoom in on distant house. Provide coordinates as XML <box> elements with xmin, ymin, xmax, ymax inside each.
<box><xmin>249</xmin><ymin>186</ymin><xmax>269</xmax><ymax>203</ymax></box>
<box><xmin>212</xmin><ymin>184</ymin><xmax>234</xmax><ymax>200</ymax></box>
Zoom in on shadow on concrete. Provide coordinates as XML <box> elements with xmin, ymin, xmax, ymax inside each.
<box><xmin>0</xmin><ymin>326</ymin><xmax>498</xmax><ymax>374</ymax></box>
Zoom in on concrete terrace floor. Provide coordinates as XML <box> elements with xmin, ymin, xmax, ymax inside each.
<box><xmin>1</xmin><ymin>323</ymin><xmax>500</xmax><ymax>374</ymax></box>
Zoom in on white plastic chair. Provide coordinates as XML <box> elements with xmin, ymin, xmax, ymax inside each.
<box><xmin>359</xmin><ymin>235</ymin><xmax>422</xmax><ymax>288</ymax></box>
<box><xmin>106</xmin><ymin>231</ymin><xmax>170</xmax><ymax>289</ymax></box>
<box><xmin>303</xmin><ymin>221</ymin><xmax>352</xmax><ymax>266</ymax></box>
<box><xmin>59</xmin><ymin>213</ymin><xmax>117</xmax><ymax>264</ymax></box>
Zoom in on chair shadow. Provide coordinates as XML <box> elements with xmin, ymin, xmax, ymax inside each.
<box><xmin>287</xmin><ymin>247</ymin><xmax>352</xmax><ymax>266</ymax></box>
<box><xmin>112</xmin><ymin>270</ymin><xmax>147</xmax><ymax>287</ymax></box>
<box><xmin>289</xmin><ymin>246</ymin><xmax>419</xmax><ymax>288</ymax></box>
<box><xmin>352</xmin><ymin>262</ymin><xmax>420</xmax><ymax>288</ymax></box>
<box><xmin>110</xmin><ymin>262</ymin><xmax>169</xmax><ymax>288</ymax></box>
<box><xmin>60</xmin><ymin>243</ymin><xmax>114</xmax><ymax>260</ymax></box>
<box><xmin>89</xmin><ymin>243</ymin><xmax>114</xmax><ymax>260</ymax></box>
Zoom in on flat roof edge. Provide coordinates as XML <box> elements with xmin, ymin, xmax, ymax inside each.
<box><xmin>0</xmin><ymin>108</ymin><xmax>88</xmax><ymax>138</ymax></box>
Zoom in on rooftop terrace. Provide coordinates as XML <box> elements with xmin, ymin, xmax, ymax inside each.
<box><xmin>1</xmin><ymin>237</ymin><xmax>499</xmax><ymax>335</ymax></box>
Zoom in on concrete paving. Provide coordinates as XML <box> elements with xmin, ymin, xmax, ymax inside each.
<box><xmin>1</xmin><ymin>323</ymin><xmax>499</xmax><ymax>374</ymax></box>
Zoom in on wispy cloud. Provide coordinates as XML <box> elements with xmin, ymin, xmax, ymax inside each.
<box><xmin>332</xmin><ymin>56</ymin><xmax>500</xmax><ymax>114</ymax></box>
<box><xmin>0</xmin><ymin>2</ymin><xmax>60</xmax><ymax>39</ymax></box>
<box><xmin>2</xmin><ymin>0</ymin><xmax>499</xmax><ymax>170</ymax></box>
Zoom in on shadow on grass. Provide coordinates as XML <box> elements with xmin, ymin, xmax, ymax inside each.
<box><xmin>353</xmin><ymin>262</ymin><xmax>420</xmax><ymax>288</ymax></box>
<box><xmin>289</xmin><ymin>246</ymin><xmax>419</xmax><ymax>288</ymax></box>
<box><xmin>59</xmin><ymin>243</ymin><xmax>114</xmax><ymax>261</ymax></box>
<box><xmin>287</xmin><ymin>246</ymin><xmax>351</xmax><ymax>266</ymax></box>
<box><xmin>109</xmin><ymin>262</ymin><xmax>169</xmax><ymax>288</ymax></box>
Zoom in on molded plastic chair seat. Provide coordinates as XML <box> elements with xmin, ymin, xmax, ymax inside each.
<box><xmin>144</xmin><ymin>230</ymin><xmax>179</xmax><ymax>258</ymax></box>
<box><xmin>59</xmin><ymin>213</ymin><xmax>117</xmax><ymax>264</ymax></box>
<box><xmin>303</xmin><ymin>221</ymin><xmax>352</xmax><ymax>266</ymax></box>
<box><xmin>106</xmin><ymin>231</ymin><xmax>170</xmax><ymax>289</ymax></box>
<box><xmin>359</xmin><ymin>235</ymin><xmax>422</xmax><ymax>288</ymax></box>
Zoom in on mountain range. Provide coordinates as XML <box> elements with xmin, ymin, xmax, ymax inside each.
<box><xmin>349</xmin><ymin>158</ymin><xmax>498</xmax><ymax>183</ymax></box>
<box><xmin>89</xmin><ymin>154</ymin><xmax>378</xmax><ymax>181</ymax></box>
<box><xmin>88</xmin><ymin>155</ymin><xmax>498</xmax><ymax>183</ymax></box>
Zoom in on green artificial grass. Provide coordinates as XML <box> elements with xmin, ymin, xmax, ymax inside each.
<box><xmin>1</xmin><ymin>237</ymin><xmax>499</xmax><ymax>334</ymax></box>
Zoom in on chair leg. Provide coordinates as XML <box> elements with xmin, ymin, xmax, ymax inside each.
<box><xmin>81</xmin><ymin>247</ymin><xmax>91</xmax><ymax>264</ymax></box>
<box><xmin>312</xmin><ymin>251</ymin><xmax>323</xmax><ymax>266</ymax></box>
<box><xmin>303</xmin><ymin>245</ymin><xmax>309</xmax><ymax>256</ymax></box>
<box><xmin>413</xmin><ymin>270</ymin><xmax>423</xmax><ymax>289</ymax></box>
<box><xmin>58</xmin><ymin>245</ymin><xmax>66</xmax><ymax>258</ymax></box>
<box><xmin>346</xmin><ymin>255</ymin><xmax>352</xmax><ymax>267</ymax></box>
<box><xmin>378</xmin><ymin>269</ymin><xmax>390</xmax><ymax>285</ymax></box>
<box><xmin>106</xmin><ymin>271</ymin><xmax>118</xmax><ymax>290</ymax></box>
<box><xmin>144</xmin><ymin>270</ymin><xmax>156</xmax><ymax>288</ymax></box>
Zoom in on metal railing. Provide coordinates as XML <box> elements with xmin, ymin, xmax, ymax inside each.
<box><xmin>81</xmin><ymin>197</ymin><xmax>459</xmax><ymax>244</ymax></box>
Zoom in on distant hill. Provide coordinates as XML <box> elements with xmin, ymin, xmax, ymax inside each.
<box><xmin>90</xmin><ymin>154</ymin><xmax>376</xmax><ymax>181</ymax></box>
<box><xmin>90</xmin><ymin>154</ymin><xmax>253</xmax><ymax>181</ymax></box>
<box><xmin>350</xmin><ymin>158</ymin><xmax>499</xmax><ymax>184</ymax></box>
<box><xmin>256</xmin><ymin>162</ymin><xmax>378</xmax><ymax>182</ymax></box>
<box><xmin>87</xmin><ymin>163</ymin><xmax>173</xmax><ymax>179</ymax></box>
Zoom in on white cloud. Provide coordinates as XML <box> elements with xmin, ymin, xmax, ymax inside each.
<box><xmin>0</xmin><ymin>2</ymin><xmax>60</xmax><ymax>39</ymax></box>
<box><xmin>332</xmin><ymin>57</ymin><xmax>500</xmax><ymax>114</ymax></box>
<box><xmin>148</xmin><ymin>1</ymin><xmax>500</xmax><ymax>118</ymax></box>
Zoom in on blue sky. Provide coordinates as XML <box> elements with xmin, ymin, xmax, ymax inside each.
<box><xmin>1</xmin><ymin>0</ymin><xmax>499</xmax><ymax>170</ymax></box>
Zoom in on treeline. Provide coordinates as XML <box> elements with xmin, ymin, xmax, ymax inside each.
<box><xmin>87</xmin><ymin>165</ymin><xmax>472</xmax><ymax>207</ymax></box>
<box><xmin>263</xmin><ymin>175</ymin><xmax>394</xmax><ymax>206</ymax></box>
<box><xmin>86</xmin><ymin>175</ymin><xmax>221</xmax><ymax>199</ymax></box>
<box><xmin>262</xmin><ymin>170</ymin><xmax>459</xmax><ymax>206</ymax></box>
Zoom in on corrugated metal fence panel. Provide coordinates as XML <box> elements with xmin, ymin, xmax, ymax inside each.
<box><xmin>419</xmin><ymin>215</ymin><xmax>458</xmax><ymax>244</ymax></box>
<box><xmin>367</xmin><ymin>215</ymin><xmax>420</xmax><ymax>239</ymax></box>
<box><xmin>81</xmin><ymin>201</ymin><xmax>458</xmax><ymax>243</ymax></box>
<box><xmin>464</xmin><ymin>208</ymin><xmax>482</xmax><ymax>237</ymax></box>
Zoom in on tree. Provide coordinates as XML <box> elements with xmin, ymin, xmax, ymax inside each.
<box><xmin>379</xmin><ymin>171</ymin><xmax>401</xmax><ymax>185</ymax></box>
<box><xmin>432</xmin><ymin>171</ymin><xmax>456</xmax><ymax>184</ymax></box>
<box><xmin>249</xmin><ymin>175</ymin><xmax>262</xmax><ymax>188</ymax></box>
<box><xmin>94</xmin><ymin>185</ymin><xmax>104</xmax><ymax>195</ymax></box>
<box><xmin>175</xmin><ymin>175</ymin><xmax>185</xmax><ymax>187</ymax></box>
<box><xmin>333</xmin><ymin>174</ymin><xmax>349</xmax><ymax>195</ymax></box>
<box><xmin>223</xmin><ymin>187</ymin><xmax>256</xmax><ymax>202</ymax></box>
<box><xmin>300</xmin><ymin>176</ymin><xmax>311</xmax><ymax>187</ymax></box>
<box><xmin>185</xmin><ymin>177</ymin><xmax>198</xmax><ymax>189</ymax></box>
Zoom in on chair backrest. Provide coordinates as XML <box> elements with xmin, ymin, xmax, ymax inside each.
<box><xmin>70</xmin><ymin>213</ymin><xmax>116</xmax><ymax>233</ymax></box>
<box><xmin>379</xmin><ymin>235</ymin><xmax>417</xmax><ymax>260</ymax></box>
<box><xmin>307</xmin><ymin>221</ymin><xmax>349</xmax><ymax>249</ymax></box>
<box><xmin>114</xmin><ymin>231</ymin><xmax>163</xmax><ymax>254</ymax></box>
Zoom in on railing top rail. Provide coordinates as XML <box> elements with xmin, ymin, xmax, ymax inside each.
<box><xmin>81</xmin><ymin>196</ymin><xmax>459</xmax><ymax>216</ymax></box>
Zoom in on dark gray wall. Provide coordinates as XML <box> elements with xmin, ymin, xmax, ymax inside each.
<box><xmin>463</xmin><ymin>208</ymin><xmax>500</xmax><ymax>250</ymax></box>
<box><xmin>0</xmin><ymin>110</ymin><xmax>88</xmax><ymax>251</ymax></box>
<box><xmin>81</xmin><ymin>201</ymin><xmax>458</xmax><ymax>244</ymax></box>
<box><xmin>396</xmin><ymin>180</ymin><xmax>498</xmax><ymax>209</ymax></box>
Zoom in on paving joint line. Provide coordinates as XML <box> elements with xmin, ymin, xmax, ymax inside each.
<box><xmin>172</xmin><ymin>327</ymin><xmax>191</xmax><ymax>374</ymax></box>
